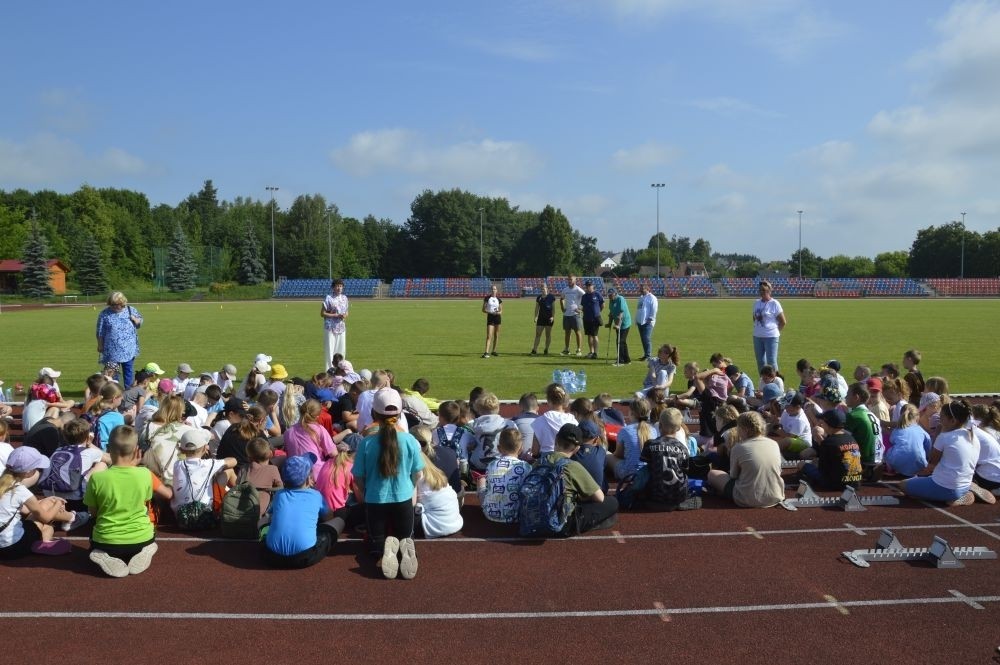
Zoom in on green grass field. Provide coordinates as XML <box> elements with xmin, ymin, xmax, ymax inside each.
<box><xmin>2</xmin><ymin>298</ymin><xmax>998</xmax><ymax>401</ymax></box>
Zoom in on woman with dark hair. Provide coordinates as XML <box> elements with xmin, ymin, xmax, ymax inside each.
<box><xmin>353</xmin><ymin>389</ymin><xmax>424</xmax><ymax>579</ymax></box>
<box><xmin>901</xmin><ymin>399</ymin><xmax>981</xmax><ymax>505</ymax></box>
<box><xmin>481</xmin><ymin>284</ymin><xmax>502</xmax><ymax>359</ymax></box>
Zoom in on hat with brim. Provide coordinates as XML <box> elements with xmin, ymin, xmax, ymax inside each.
<box><xmin>6</xmin><ymin>446</ymin><xmax>51</xmax><ymax>474</ymax></box>
<box><xmin>282</xmin><ymin>452</ymin><xmax>318</xmax><ymax>487</ymax></box>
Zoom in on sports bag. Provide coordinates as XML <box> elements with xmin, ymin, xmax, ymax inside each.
<box><xmin>220</xmin><ymin>467</ymin><xmax>262</xmax><ymax>539</ymax></box>
<box><xmin>518</xmin><ymin>456</ymin><xmax>574</xmax><ymax>537</ymax></box>
<box><xmin>175</xmin><ymin>461</ymin><xmax>218</xmax><ymax>531</ymax></box>
<box><xmin>37</xmin><ymin>445</ymin><xmax>84</xmax><ymax>494</ymax></box>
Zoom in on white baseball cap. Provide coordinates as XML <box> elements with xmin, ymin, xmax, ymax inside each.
<box><xmin>40</xmin><ymin>367</ymin><xmax>62</xmax><ymax>379</ymax></box>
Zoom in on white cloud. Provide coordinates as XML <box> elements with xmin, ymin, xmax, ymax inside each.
<box><xmin>686</xmin><ymin>97</ymin><xmax>783</xmax><ymax>119</ymax></box>
<box><xmin>797</xmin><ymin>140</ymin><xmax>855</xmax><ymax>169</ymax></box>
<box><xmin>0</xmin><ymin>133</ymin><xmax>149</xmax><ymax>183</ymax></box>
<box><xmin>331</xmin><ymin>129</ymin><xmax>542</xmax><ymax>182</ymax></box>
<box><xmin>611</xmin><ymin>141</ymin><xmax>680</xmax><ymax>172</ymax></box>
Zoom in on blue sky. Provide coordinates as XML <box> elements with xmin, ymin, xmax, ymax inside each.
<box><xmin>3</xmin><ymin>1</ymin><xmax>998</xmax><ymax>262</ymax></box>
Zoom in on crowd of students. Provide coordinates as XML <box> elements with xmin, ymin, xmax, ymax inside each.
<box><xmin>2</xmin><ymin>345</ymin><xmax>999</xmax><ymax>579</ymax></box>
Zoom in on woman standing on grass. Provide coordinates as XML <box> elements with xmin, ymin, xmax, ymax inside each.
<box><xmin>96</xmin><ymin>291</ymin><xmax>143</xmax><ymax>388</ymax></box>
<box><xmin>482</xmin><ymin>284</ymin><xmax>502</xmax><ymax>359</ymax></box>
<box><xmin>751</xmin><ymin>280</ymin><xmax>785</xmax><ymax>374</ymax></box>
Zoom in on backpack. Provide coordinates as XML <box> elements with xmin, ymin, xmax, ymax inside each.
<box><xmin>175</xmin><ymin>461</ymin><xmax>218</xmax><ymax>531</ymax></box>
<box><xmin>518</xmin><ymin>456</ymin><xmax>574</xmax><ymax>537</ymax></box>
<box><xmin>220</xmin><ymin>468</ymin><xmax>262</xmax><ymax>539</ymax></box>
<box><xmin>37</xmin><ymin>445</ymin><xmax>84</xmax><ymax>494</ymax></box>
<box><xmin>436</xmin><ymin>426</ymin><xmax>466</xmax><ymax>457</ymax></box>
<box><xmin>642</xmin><ymin>436</ymin><xmax>691</xmax><ymax>510</ymax></box>
<box><xmin>615</xmin><ymin>466</ymin><xmax>650</xmax><ymax>511</ymax></box>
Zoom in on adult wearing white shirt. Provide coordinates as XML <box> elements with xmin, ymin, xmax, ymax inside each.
<box><xmin>321</xmin><ymin>279</ymin><xmax>349</xmax><ymax>370</ymax></box>
<box><xmin>751</xmin><ymin>280</ymin><xmax>786</xmax><ymax>374</ymax></box>
<box><xmin>635</xmin><ymin>283</ymin><xmax>659</xmax><ymax>361</ymax></box>
<box><xmin>559</xmin><ymin>275</ymin><xmax>586</xmax><ymax>357</ymax></box>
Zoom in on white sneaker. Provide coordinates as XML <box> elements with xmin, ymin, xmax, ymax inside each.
<box><xmin>62</xmin><ymin>511</ymin><xmax>91</xmax><ymax>532</ymax></box>
<box><xmin>381</xmin><ymin>536</ymin><xmax>400</xmax><ymax>579</ymax></box>
<box><xmin>89</xmin><ymin>549</ymin><xmax>129</xmax><ymax>578</ymax></box>
<box><xmin>128</xmin><ymin>542</ymin><xmax>159</xmax><ymax>575</ymax></box>
<box><xmin>399</xmin><ymin>537</ymin><xmax>418</xmax><ymax>580</ymax></box>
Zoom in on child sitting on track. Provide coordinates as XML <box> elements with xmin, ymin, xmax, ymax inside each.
<box><xmin>38</xmin><ymin>417</ymin><xmax>109</xmax><ymax>513</ymax></box>
<box><xmin>635</xmin><ymin>344</ymin><xmax>678</xmax><ymax>401</ymax></box>
<box><xmin>1</xmin><ymin>446</ymin><xmax>89</xmax><ymax>558</ymax></box>
<box><xmin>478</xmin><ymin>428</ymin><xmax>531</xmax><ymax>523</ymax></box>
<box><xmin>260</xmin><ymin>452</ymin><xmax>345</xmax><ymax>569</ymax></box>
<box><xmin>84</xmin><ymin>425</ymin><xmax>169</xmax><ymax>576</ymax></box>
<box><xmin>170</xmin><ymin>429</ymin><xmax>237</xmax><ymax>528</ymax></box>
<box><xmin>243</xmin><ymin>437</ymin><xmax>283</xmax><ymax>517</ymax></box>
<box><xmin>411</xmin><ymin>425</ymin><xmax>463</xmax><ymax>539</ymax></box>
<box><xmin>797</xmin><ymin>409</ymin><xmax>862</xmax><ymax>491</ymax></box>
<box><xmin>706</xmin><ymin>412</ymin><xmax>785</xmax><ymax>509</ymax></box>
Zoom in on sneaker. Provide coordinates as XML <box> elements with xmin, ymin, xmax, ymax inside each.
<box><xmin>530</xmin><ymin>349</ymin><xmax>537</xmax><ymax>355</ymax></box>
<box><xmin>590</xmin><ymin>514</ymin><xmax>618</xmax><ymax>532</ymax></box>
<box><xmin>481</xmin><ymin>353</ymin><xmax>490</xmax><ymax>359</ymax></box>
<box><xmin>31</xmin><ymin>539</ymin><xmax>72</xmax><ymax>556</ymax></box>
<box><xmin>62</xmin><ymin>510</ymin><xmax>90</xmax><ymax>533</ymax></box>
<box><xmin>560</xmin><ymin>349</ymin><xmax>570</xmax><ymax>356</ymax></box>
<box><xmin>969</xmin><ymin>483</ymin><xmax>997</xmax><ymax>505</ymax></box>
<box><xmin>676</xmin><ymin>496</ymin><xmax>703</xmax><ymax>511</ymax></box>
<box><xmin>89</xmin><ymin>549</ymin><xmax>129</xmax><ymax>578</ymax></box>
<box><xmin>639</xmin><ymin>355</ymin><xmax>650</xmax><ymax>361</ymax></box>
<box><xmin>381</xmin><ymin>536</ymin><xmax>400</xmax><ymax>579</ymax></box>
<box><xmin>543</xmin><ymin>349</ymin><xmax>549</xmax><ymax>355</ymax></box>
<box><xmin>589</xmin><ymin>353</ymin><xmax>598</xmax><ymax>360</ymax></box>
<box><xmin>492</xmin><ymin>351</ymin><xmax>499</xmax><ymax>357</ymax></box>
<box><xmin>948</xmin><ymin>491</ymin><xmax>975</xmax><ymax>507</ymax></box>
<box><xmin>399</xmin><ymin>537</ymin><xmax>418</xmax><ymax>580</ymax></box>
<box><xmin>128</xmin><ymin>542</ymin><xmax>159</xmax><ymax>575</ymax></box>
<box><xmin>576</xmin><ymin>349</ymin><xmax>583</xmax><ymax>356</ymax></box>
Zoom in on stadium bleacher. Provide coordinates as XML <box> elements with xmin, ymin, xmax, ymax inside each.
<box><xmin>274</xmin><ymin>278</ymin><xmax>380</xmax><ymax>298</ymax></box>
<box><xmin>926</xmin><ymin>278</ymin><xmax>1000</xmax><ymax>296</ymax></box>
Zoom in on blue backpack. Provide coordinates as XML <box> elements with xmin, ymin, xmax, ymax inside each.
<box><xmin>518</xmin><ymin>456</ymin><xmax>574</xmax><ymax>537</ymax></box>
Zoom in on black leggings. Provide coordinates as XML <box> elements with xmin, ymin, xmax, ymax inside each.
<box><xmin>365</xmin><ymin>500</ymin><xmax>414</xmax><ymax>556</ymax></box>
<box><xmin>260</xmin><ymin>524</ymin><xmax>337</xmax><ymax>569</ymax></box>
<box><xmin>571</xmin><ymin>496</ymin><xmax>619</xmax><ymax>534</ymax></box>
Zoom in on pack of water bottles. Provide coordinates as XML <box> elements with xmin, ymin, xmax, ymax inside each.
<box><xmin>552</xmin><ymin>369</ymin><xmax>587</xmax><ymax>394</ymax></box>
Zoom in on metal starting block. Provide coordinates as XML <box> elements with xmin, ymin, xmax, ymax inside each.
<box><xmin>781</xmin><ymin>460</ymin><xmax>801</xmax><ymax>469</ymax></box>
<box><xmin>842</xmin><ymin>529</ymin><xmax>998</xmax><ymax>568</ymax></box>
<box><xmin>789</xmin><ymin>482</ymin><xmax>900</xmax><ymax>511</ymax></box>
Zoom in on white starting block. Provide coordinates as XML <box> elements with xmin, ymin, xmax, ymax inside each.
<box><xmin>842</xmin><ymin>529</ymin><xmax>998</xmax><ymax>569</ymax></box>
<box><xmin>781</xmin><ymin>460</ymin><xmax>800</xmax><ymax>469</ymax></box>
<box><xmin>789</xmin><ymin>482</ymin><xmax>900</xmax><ymax>511</ymax></box>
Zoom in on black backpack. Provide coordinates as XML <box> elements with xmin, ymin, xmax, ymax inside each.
<box><xmin>639</xmin><ymin>435</ymin><xmax>690</xmax><ymax>510</ymax></box>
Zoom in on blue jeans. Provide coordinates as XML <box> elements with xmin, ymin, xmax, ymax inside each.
<box><xmin>752</xmin><ymin>336</ymin><xmax>779</xmax><ymax>374</ymax></box>
<box><xmin>120</xmin><ymin>358</ymin><xmax>135</xmax><ymax>389</ymax></box>
<box><xmin>903</xmin><ymin>477</ymin><xmax>969</xmax><ymax>503</ymax></box>
<box><xmin>638</xmin><ymin>322</ymin><xmax>654</xmax><ymax>358</ymax></box>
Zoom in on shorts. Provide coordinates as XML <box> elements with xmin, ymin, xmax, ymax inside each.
<box><xmin>0</xmin><ymin>520</ymin><xmax>41</xmax><ymax>560</ymax></box>
<box><xmin>583</xmin><ymin>318</ymin><xmax>602</xmax><ymax>336</ymax></box>
<box><xmin>562</xmin><ymin>315</ymin><xmax>580</xmax><ymax>331</ymax></box>
<box><xmin>723</xmin><ymin>478</ymin><xmax>737</xmax><ymax>499</ymax></box>
<box><xmin>486</xmin><ymin>314</ymin><xmax>501</xmax><ymax>327</ymax></box>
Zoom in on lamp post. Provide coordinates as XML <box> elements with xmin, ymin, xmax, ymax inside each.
<box><xmin>958</xmin><ymin>212</ymin><xmax>965</xmax><ymax>279</ymax></box>
<box><xmin>797</xmin><ymin>210</ymin><xmax>804</xmax><ymax>278</ymax></box>
<box><xmin>326</xmin><ymin>205</ymin><xmax>335</xmax><ymax>281</ymax></box>
<box><xmin>477</xmin><ymin>207</ymin><xmax>485</xmax><ymax>277</ymax></box>
<box><xmin>651</xmin><ymin>183</ymin><xmax>665</xmax><ymax>277</ymax></box>
<box><xmin>265</xmin><ymin>186</ymin><xmax>278</xmax><ymax>291</ymax></box>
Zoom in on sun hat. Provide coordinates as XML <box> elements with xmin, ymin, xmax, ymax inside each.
<box><xmin>761</xmin><ymin>383</ymin><xmax>783</xmax><ymax>403</ymax></box>
<box><xmin>6</xmin><ymin>446</ymin><xmax>51</xmax><ymax>474</ymax></box>
<box><xmin>338</xmin><ymin>360</ymin><xmax>355</xmax><ymax>373</ymax></box>
<box><xmin>825</xmin><ymin>360</ymin><xmax>842</xmax><ymax>372</ymax></box>
<box><xmin>144</xmin><ymin>362</ymin><xmax>165</xmax><ymax>376</ymax></box>
<box><xmin>177</xmin><ymin>363</ymin><xmax>194</xmax><ymax>374</ymax></box>
<box><xmin>254</xmin><ymin>353</ymin><xmax>272</xmax><ymax>364</ymax></box>
<box><xmin>866</xmin><ymin>377</ymin><xmax>883</xmax><ymax>393</ymax></box>
<box><xmin>315</xmin><ymin>388</ymin><xmax>335</xmax><ymax>403</ymax></box>
<box><xmin>556</xmin><ymin>423</ymin><xmax>584</xmax><ymax>446</ymax></box>
<box><xmin>282</xmin><ymin>452</ymin><xmax>318</xmax><ymax>487</ymax></box>
<box><xmin>223</xmin><ymin>397</ymin><xmax>248</xmax><ymax>416</ymax></box>
<box><xmin>39</xmin><ymin>367</ymin><xmax>62</xmax><ymax>379</ymax></box>
<box><xmin>270</xmin><ymin>364</ymin><xmax>289</xmax><ymax>381</ymax></box>
<box><xmin>178</xmin><ymin>428</ymin><xmax>212</xmax><ymax>451</ymax></box>
<box><xmin>372</xmin><ymin>389</ymin><xmax>402</xmax><ymax>416</ymax></box>
<box><xmin>338</xmin><ymin>433</ymin><xmax>363</xmax><ymax>453</ymax></box>
<box><xmin>359</xmin><ymin>369</ymin><xmax>372</xmax><ymax>382</ymax></box>
<box><xmin>578</xmin><ymin>419</ymin><xmax>601</xmax><ymax>441</ymax></box>
<box><xmin>254</xmin><ymin>359</ymin><xmax>271</xmax><ymax>373</ymax></box>
<box><xmin>157</xmin><ymin>378</ymin><xmax>175</xmax><ymax>394</ymax></box>
<box><xmin>819</xmin><ymin>409</ymin><xmax>847</xmax><ymax>429</ymax></box>
<box><xmin>919</xmin><ymin>392</ymin><xmax>941</xmax><ymax>412</ymax></box>
<box><xmin>221</xmin><ymin>364</ymin><xmax>237</xmax><ymax>379</ymax></box>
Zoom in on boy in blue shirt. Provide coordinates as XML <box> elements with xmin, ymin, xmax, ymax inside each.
<box><xmin>260</xmin><ymin>452</ymin><xmax>345</xmax><ymax>569</ymax></box>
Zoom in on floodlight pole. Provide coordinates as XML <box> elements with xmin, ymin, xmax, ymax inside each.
<box><xmin>797</xmin><ymin>210</ymin><xmax>804</xmax><ymax>278</ymax></box>
<box><xmin>960</xmin><ymin>211</ymin><xmax>966</xmax><ymax>279</ymax></box>
<box><xmin>477</xmin><ymin>207</ymin><xmax>485</xmax><ymax>277</ymax></box>
<box><xmin>266</xmin><ymin>186</ymin><xmax>279</xmax><ymax>292</ymax></box>
<box><xmin>651</xmin><ymin>183</ymin><xmax>665</xmax><ymax>277</ymax></box>
<box><xmin>326</xmin><ymin>205</ymin><xmax>335</xmax><ymax>281</ymax></box>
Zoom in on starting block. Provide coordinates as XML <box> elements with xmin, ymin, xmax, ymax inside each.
<box><xmin>781</xmin><ymin>460</ymin><xmax>800</xmax><ymax>469</ymax></box>
<box><xmin>842</xmin><ymin>529</ymin><xmax>998</xmax><ymax>568</ymax></box>
<box><xmin>790</xmin><ymin>482</ymin><xmax>900</xmax><ymax>511</ymax></box>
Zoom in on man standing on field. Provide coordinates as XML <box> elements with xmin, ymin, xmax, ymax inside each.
<box><xmin>560</xmin><ymin>275</ymin><xmax>585</xmax><ymax>357</ymax></box>
<box><xmin>635</xmin><ymin>282</ymin><xmax>658</xmax><ymax>361</ymax></box>
<box><xmin>321</xmin><ymin>279</ymin><xmax>349</xmax><ymax>370</ymax></box>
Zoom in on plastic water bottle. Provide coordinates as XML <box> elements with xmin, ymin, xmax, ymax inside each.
<box><xmin>3</xmin><ymin>388</ymin><xmax>10</xmax><ymax>402</ymax></box>
<box><xmin>552</xmin><ymin>369</ymin><xmax>561</xmax><ymax>385</ymax></box>
<box><xmin>576</xmin><ymin>371</ymin><xmax>587</xmax><ymax>394</ymax></box>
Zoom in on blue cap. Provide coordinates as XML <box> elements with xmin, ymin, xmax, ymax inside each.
<box><xmin>281</xmin><ymin>452</ymin><xmax>318</xmax><ymax>487</ymax></box>
<box><xmin>578</xmin><ymin>419</ymin><xmax>601</xmax><ymax>441</ymax></box>
<box><xmin>762</xmin><ymin>382</ymin><xmax>783</xmax><ymax>403</ymax></box>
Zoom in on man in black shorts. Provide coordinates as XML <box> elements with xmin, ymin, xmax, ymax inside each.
<box><xmin>531</xmin><ymin>282</ymin><xmax>556</xmax><ymax>355</ymax></box>
<box><xmin>580</xmin><ymin>280</ymin><xmax>605</xmax><ymax>359</ymax></box>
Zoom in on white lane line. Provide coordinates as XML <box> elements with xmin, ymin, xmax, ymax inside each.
<box><xmin>57</xmin><ymin>522</ymin><xmax>1000</xmax><ymax>545</ymax></box>
<box><xmin>843</xmin><ymin>523</ymin><xmax>867</xmax><ymax>536</ymax></box>
<box><xmin>917</xmin><ymin>501</ymin><xmax>1000</xmax><ymax>542</ymax></box>
<box><xmin>948</xmin><ymin>590</ymin><xmax>985</xmax><ymax>610</ymax></box>
<box><xmin>3</xmin><ymin>595</ymin><xmax>998</xmax><ymax>622</ymax></box>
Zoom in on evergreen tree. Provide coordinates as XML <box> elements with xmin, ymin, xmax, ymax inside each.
<box><xmin>75</xmin><ymin>232</ymin><xmax>109</xmax><ymax>295</ymax></box>
<box><xmin>20</xmin><ymin>219</ymin><xmax>54</xmax><ymax>298</ymax></box>
<box><xmin>235</xmin><ymin>221</ymin><xmax>267</xmax><ymax>285</ymax></box>
<box><xmin>166</xmin><ymin>224</ymin><xmax>197</xmax><ymax>291</ymax></box>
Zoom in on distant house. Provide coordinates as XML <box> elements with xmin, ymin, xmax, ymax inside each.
<box><xmin>0</xmin><ymin>259</ymin><xmax>70</xmax><ymax>294</ymax></box>
<box><xmin>672</xmin><ymin>261</ymin><xmax>707</xmax><ymax>277</ymax></box>
<box><xmin>597</xmin><ymin>252</ymin><xmax>622</xmax><ymax>275</ymax></box>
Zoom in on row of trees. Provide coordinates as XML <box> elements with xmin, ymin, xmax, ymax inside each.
<box><xmin>2</xmin><ymin>181</ymin><xmax>998</xmax><ymax>295</ymax></box>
